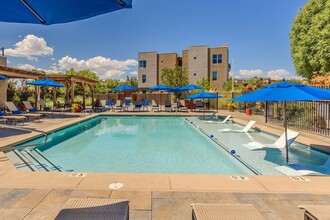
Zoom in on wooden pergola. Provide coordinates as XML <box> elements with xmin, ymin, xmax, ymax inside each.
<box><xmin>0</xmin><ymin>66</ymin><xmax>98</xmax><ymax>109</ymax></box>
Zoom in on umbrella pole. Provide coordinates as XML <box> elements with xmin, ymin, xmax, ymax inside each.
<box><xmin>283</xmin><ymin>102</ymin><xmax>289</xmax><ymax>163</ymax></box>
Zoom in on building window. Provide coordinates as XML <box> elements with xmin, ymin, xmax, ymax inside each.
<box><xmin>142</xmin><ymin>74</ymin><xmax>147</xmax><ymax>83</ymax></box>
<box><xmin>212</xmin><ymin>54</ymin><xmax>222</xmax><ymax>64</ymax></box>
<box><xmin>212</xmin><ymin>71</ymin><xmax>218</xmax><ymax>81</ymax></box>
<box><xmin>139</xmin><ymin>60</ymin><xmax>147</xmax><ymax>68</ymax></box>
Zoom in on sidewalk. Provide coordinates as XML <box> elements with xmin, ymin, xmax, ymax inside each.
<box><xmin>217</xmin><ymin>109</ymin><xmax>330</xmax><ymax>153</ymax></box>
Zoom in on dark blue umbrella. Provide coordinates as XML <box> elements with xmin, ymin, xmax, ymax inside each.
<box><xmin>187</xmin><ymin>92</ymin><xmax>222</xmax><ymax>99</ymax></box>
<box><xmin>187</xmin><ymin>92</ymin><xmax>223</xmax><ymax>118</ymax></box>
<box><xmin>149</xmin><ymin>84</ymin><xmax>172</xmax><ymax>91</ymax></box>
<box><xmin>27</xmin><ymin>78</ymin><xmax>65</xmax><ymax>87</ymax></box>
<box><xmin>112</xmin><ymin>84</ymin><xmax>137</xmax><ymax>91</ymax></box>
<box><xmin>232</xmin><ymin>81</ymin><xmax>330</xmax><ymax>162</ymax></box>
<box><xmin>149</xmin><ymin>84</ymin><xmax>172</xmax><ymax>111</ymax></box>
<box><xmin>0</xmin><ymin>75</ymin><xmax>8</xmax><ymax>80</ymax></box>
<box><xmin>181</xmin><ymin>84</ymin><xmax>204</xmax><ymax>91</ymax></box>
<box><xmin>0</xmin><ymin>0</ymin><xmax>132</xmax><ymax>25</ymax></box>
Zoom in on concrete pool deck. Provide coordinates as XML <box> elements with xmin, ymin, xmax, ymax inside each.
<box><xmin>0</xmin><ymin>109</ymin><xmax>330</xmax><ymax>219</ymax></box>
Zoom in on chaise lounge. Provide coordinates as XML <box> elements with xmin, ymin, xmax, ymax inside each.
<box><xmin>218</xmin><ymin>120</ymin><xmax>256</xmax><ymax>133</ymax></box>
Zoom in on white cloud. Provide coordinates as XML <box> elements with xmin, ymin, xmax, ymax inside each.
<box><xmin>267</xmin><ymin>69</ymin><xmax>290</xmax><ymax>80</ymax></box>
<box><xmin>130</xmin><ymin>71</ymin><xmax>138</xmax><ymax>76</ymax></box>
<box><xmin>58</xmin><ymin>55</ymin><xmax>138</xmax><ymax>80</ymax></box>
<box><xmin>239</xmin><ymin>69</ymin><xmax>263</xmax><ymax>76</ymax></box>
<box><xmin>5</xmin><ymin>34</ymin><xmax>53</xmax><ymax>61</ymax></box>
<box><xmin>16</xmin><ymin>64</ymin><xmax>36</xmax><ymax>71</ymax></box>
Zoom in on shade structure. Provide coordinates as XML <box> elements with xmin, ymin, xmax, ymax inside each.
<box><xmin>0</xmin><ymin>75</ymin><xmax>8</xmax><ymax>80</ymax></box>
<box><xmin>187</xmin><ymin>92</ymin><xmax>223</xmax><ymax>99</ymax></box>
<box><xmin>187</xmin><ymin>92</ymin><xmax>223</xmax><ymax>118</ymax></box>
<box><xmin>149</xmin><ymin>84</ymin><xmax>172</xmax><ymax>91</ymax></box>
<box><xmin>27</xmin><ymin>78</ymin><xmax>65</xmax><ymax>87</ymax></box>
<box><xmin>232</xmin><ymin>81</ymin><xmax>330</xmax><ymax>162</ymax></box>
<box><xmin>0</xmin><ymin>0</ymin><xmax>132</xmax><ymax>25</ymax></box>
<box><xmin>112</xmin><ymin>84</ymin><xmax>137</xmax><ymax>91</ymax></box>
<box><xmin>181</xmin><ymin>84</ymin><xmax>204</xmax><ymax>91</ymax></box>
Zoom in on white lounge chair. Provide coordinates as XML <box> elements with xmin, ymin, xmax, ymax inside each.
<box><xmin>114</xmin><ymin>100</ymin><xmax>123</xmax><ymax>111</ymax></box>
<box><xmin>5</xmin><ymin>101</ymin><xmax>42</xmax><ymax>122</ymax></box>
<box><xmin>22</xmin><ymin>101</ymin><xmax>53</xmax><ymax>117</ymax></box>
<box><xmin>276</xmin><ymin>158</ymin><xmax>330</xmax><ymax>176</ymax></box>
<box><xmin>242</xmin><ymin>129</ymin><xmax>299</xmax><ymax>150</ymax></box>
<box><xmin>151</xmin><ymin>100</ymin><xmax>159</xmax><ymax>111</ymax></box>
<box><xmin>177</xmin><ymin>100</ymin><xmax>188</xmax><ymax>111</ymax></box>
<box><xmin>39</xmin><ymin>98</ymin><xmax>52</xmax><ymax>111</ymax></box>
<box><xmin>219</xmin><ymin>120</ymin><xmax>256</xmax><ymax>133</ymax></box>
<box><xmin>164</xmin><ymin>100</ymin><xmax>172</xmax><ymax>112</ymax></box>
<box><xmin>204</xmin><ymin>114</ymin><xmax>231</xmax><ymax>124</ymax></box>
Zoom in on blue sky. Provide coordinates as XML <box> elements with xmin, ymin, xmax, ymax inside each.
<box><xmin>1</xmin><ymin>0</ymin><xmax>308</xmax><ymax>81</ymax></box>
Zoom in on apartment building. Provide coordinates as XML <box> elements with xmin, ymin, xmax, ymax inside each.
<box><xmin>138</xmin><ymin>45</ymin><xmax>229</xmax><ymax>92</ymax></box>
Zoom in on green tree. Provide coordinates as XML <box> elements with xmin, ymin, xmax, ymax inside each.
<box><xmin>161</xmin><ymin>65</ymin><xmax>188</xmax><ymax>99</ymax></box>
<box><xmin>196</xmin><ymin>77</ymin><xmax>211</xmax><ymax>91</ymax></box>
<box><xmin>126</xmin><ymin>75</ymin><xmax>138</xmax><ymax>87</ymax></box>
<box><xmin>290</xmin><ymin>0</ymin><xmax>330</xmax><ymax>79</ymax></box>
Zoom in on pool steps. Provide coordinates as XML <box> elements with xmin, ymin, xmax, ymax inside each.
<box><xmin>6</xmin><ymin>148</ymin><xmax>62</xmax><ymax>172</ymax></box>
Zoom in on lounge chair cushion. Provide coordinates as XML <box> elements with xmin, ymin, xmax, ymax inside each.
<box><xmin>12</xmin><ymin>110</ymin><xmax>22</xmax><ymax>114</ymax></box>
<box><xmin>29</xmin><ymin>108</ymin><xmax>37</xmax><ymax>112</ymax></box>
<box><xmin>44</xmin><ymin>107</ymin><xmax>51</xmax><ymax>111</ymax></box>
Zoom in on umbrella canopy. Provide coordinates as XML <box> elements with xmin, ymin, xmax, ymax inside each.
<box><xmin>27</xmin><ymin>78</ymin><xmax>65</xmax><ymax>87</ymax></box>
<box><xmin>232</xmin><ymin>81</ymin><xmax>330</xmax><ymax>102</ymax></box>
<box><xmin>112</xmin><ymin>84</ymin><xmax>137</xmax><ymax>91</ymax></box>
<box><xmin>0</xmin><ymin>75</ymin><xmax>8</xmax><ymax>80</ymax></box>
<box><xmin>149</xmin><ymin>84</ymin><xmax>172</xmax><ymax>91</ymax></box>
<box><xmin>166</xmin><ymin>86</ymin><xmax>186</xmax><ymax>92</ymax></box>
<box><xmin>232</xmin><ymin>81</ymin><xmax>330</xmax><ymax>162</ymax></box>
<box><xmin>187</xmin><ymin>92</ymin><xmax>222</xmax><ymax>99</ymax></box>
<box><xmin>0</xmin><ymin>0</ymin><xmax>132</xmax><ymax>25</ymax></box>
<box><xmin>181</xmin><ymin>84</ymin><xmax>204</xmax><ymax>91</ymax></box>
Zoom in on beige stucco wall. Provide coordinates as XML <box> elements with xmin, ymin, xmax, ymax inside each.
<box><xmin>158</xmin><ymin>53</ymin><xmax>178</xmax><ymax>84</ymax></box>
<box><xmin>182</xmin><ymin>50</ymin><xmax>189</xmax><ymax>78</ymax></box>
<box><xmin>0</xmin><ymin>56</ymin><xmax>7</xmax><ymax>66</ymax></box>
<box><xmin>0</xmin><ymin>56</ymin><xmax>7</xmax><ymax>108</ymax></box>
<box><xmin>209</xmin><ymin>45</ymin><xmax>229</xmax><ymax>91</ymax></box>
<box><xmin>187</xmin><ymin>45</ymin><xmax>209</xmax><ymax>84</ymax></box>
<box><xmin>138</xmin><ymin>52</ymin><xmax>158</xmax><ymax>89</ymax></box>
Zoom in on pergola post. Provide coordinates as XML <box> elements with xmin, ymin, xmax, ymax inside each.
<box><xmin>70</xmin><ymin>80</ymin><xmax>75</xmax><ymax>106</ymax></box>
<box><xmin>91</xmin><ymin>85</ymin><xmax>95</xmax><ymax>110</ymax></box>
<box><xmin>52</xmin><ymin>87</ymin><xmax>57</xmax><ymax>107</ymax></box>
<box><xmin>82</xmin><ymin>83</ymin><xmax>86</xmax><ymax>110</ymax></box>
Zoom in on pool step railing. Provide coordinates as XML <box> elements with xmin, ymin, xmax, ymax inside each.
<box><xmin>7</xmin><ymin>148</ymin><xmax>62</xmax><ymax>172</ymax></box>
<box><xmin>80</xmin><ymin>109</ymin><xmax>93</xmax><ymax>118</ymax></box>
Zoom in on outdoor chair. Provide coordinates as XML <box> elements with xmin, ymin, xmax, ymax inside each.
<box><xmin>0</xmin><ymin>111</ymin><xmax>25</xmax><ymax>125</ymax></box>
<box><xmin>133</xmin><ymin>100</ymin><xmax>142</xmax><ymax>111</ymax></box>
<box><xmin>123</xmin><ymin>99</ymin><xmax>131</xmax><ymax>111</ymax></box>
<box><xmin>204</xmin><ymin>114</ymin><xmax>231</xmax><ymax>124</ymax></box>
<box><xmin>95</xmin><ymin>100</ymin><xmax>107</xmax><ymax>112</ymax></box>
<box><xmin>105</xmin><ymin>99</ymin><xmax>115</xmax><ymax>111</ymax></box>
<box><xmin>114</xmin><ymin>100</ymin><xmax>123</xmax><ymax>111</ymax></box>
<box><xmin>55</xmin><ymin>198</ymin><xmax>129</xmax><ymax>220</ymax></box>
<box><xmin>242</xmin><ymin>129</ymin><xmax>299</xmax><ymax>150</ymax></box>
<box><xmin>177</xmin><ymin>100</ymin><xmax>188</xmax><ymax>112</ymax></box>
<box><xmin>151</xmin><ymin>100</ymin><xmax>159</xmax><ymax>111</ymax></box>
<box><xmin>39</xmin><ymin>99</ymin><xmax>52</xmax><ymax>111</ymax></box>
<box><xmin>191</xmin><ymin>203</ymin><xmax>265</xmax><ymax>220</ymax></box>
<box><xmin>142</xmin><ymin>99</ymin><xmax>150</xmax><ymax>111</ymax></box>
<box><xmin>298</xmin><ymin>205</ymin><xmax>330</xmax><ymax>220</ymax></box>
<box><xmin>219</xmin><ymin>120</ymin><xmax>256</xmax><ymax>133</ymax></box>
<box><xmin>22</xmin><ymin>101</ymin><xmax>53</xmax><ymax>118</ymax></box>
<box><xmin>195</xmin><ymin>100</ymin><xmax>204</xmax><ymax>111</ymax></box>
<box><xmin>5</xmin><ymin>101</ymin><xmax>41</xmax><ymax>122</ymax></box>
<box><xmin>164</xmin><ymin>100</ymin><xmax>172</xmax><ymax>112</ymax></box>
<box><xmin>276</xmin><ymin>158</ymin><xmax>330</xmax><ymax>176</ymax></box>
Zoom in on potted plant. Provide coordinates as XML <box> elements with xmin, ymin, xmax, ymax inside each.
<box><xmin>227</xmin><ymin>103</ymin><xmax>235</xmax><ymax>112</ymax></box>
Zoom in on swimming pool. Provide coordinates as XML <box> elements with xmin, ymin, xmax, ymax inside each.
<box><xmin>9</xmin><ymin>116</ymin><xmax>254</xmax><ymax>175</ymax></box>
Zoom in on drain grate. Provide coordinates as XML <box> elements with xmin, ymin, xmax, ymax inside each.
<box><xmin>230</xmin><ymin>175</ymin><xmax>249</xmax><ymax>180</ymax></box>
<box><xmin>109</xmin><ymin>182</ymin><xmax>124</xmax><ymax>189</ymax></box>
<box><xmin>69</xmin><ymin>173</ymin><xmax>87</xmax><ymax>177</ymax></box>
<box><xmin>290</xmin><ymin>176</ymin><xmax>311</xmax><ymax>182</ymax></box>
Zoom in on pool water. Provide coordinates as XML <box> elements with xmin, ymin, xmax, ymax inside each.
<box><xmin>25</xmin><ymin>116</ymin><xmax>254</xmax><ymax>174</ymax></box>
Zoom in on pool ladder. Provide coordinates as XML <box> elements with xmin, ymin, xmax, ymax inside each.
<box><xmin>80</xmin><ymin>109</ymin><xmax>94</xmax><ymax>118</ymax></box>
<box><xmin>1</xmin><ymin>125</ymin><xmax>62</xmax><ymax>172</ymax></box>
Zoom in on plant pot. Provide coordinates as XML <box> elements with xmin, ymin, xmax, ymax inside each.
<box><xmin>228</xmin><ymin>106</ymin><xmax>235</xmax><ymax>112</ymax></box>
<box><xmin>75</xmin><ymin>106</ymin><xmax>81</xmax><ymax>112</ymax></box>
<box><xmin>246</xmin><ymin>107</ymin><xmax>252</xmax><ymax>115</ymax></box>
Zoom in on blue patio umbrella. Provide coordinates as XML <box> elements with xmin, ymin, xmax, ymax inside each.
<box><xmin>149</xmin><ymin>84</ymin><xmax>172</xmax><ymax>111</ymax></box>
<box><xmin>0</xmin><ymin>0</ymin><xmax>132</xmax><ymax>25</ymax></box>
<box><xmin>187</xmin><ymin>92</ymin><xmax>223</xmax><ymax>118</ymax></box>
<box><xmin>112</xmin><ymin>84</ymin><xmax>137</xmax><ymax>91</ymax></box>
<box><xmin>27</xmin><ymin>78</ymin><xmax>65</xmax><ymax>87</ymax></box>
<box><xmin>0</xmin><ymin>75</ymin><xmax>8</xmax><ymax>80</ymax></box>
<box><xmin>232</xmin><ymin>81</ymin><xmax>330</xmax><ymax>162</ymax></box>
<box><xmin>181</xmin><ymin>84</ymin><xmax>204</xmax><ymax>91</ymax></box>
